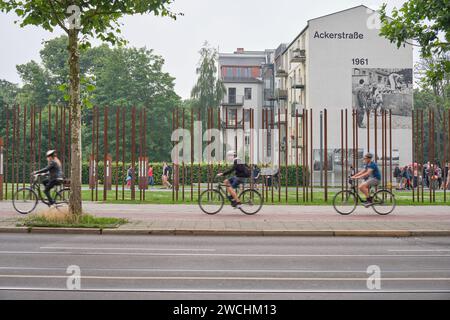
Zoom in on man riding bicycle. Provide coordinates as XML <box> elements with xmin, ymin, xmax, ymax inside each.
<box><xmin>351</xmin><ymin>153</ymin><xmax>381</xmax><ymax>205</ymax></box>
<box><xmin>217</xmin><ymin>150</ymin><xmax>251</xmax><ymax>208</ymax></box>
<box><xmin>32</xmin><ymin>150</ymin><xmax>63</xmax><ymax>206</ymax></box>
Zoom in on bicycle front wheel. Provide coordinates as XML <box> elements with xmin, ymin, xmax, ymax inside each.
<box><xmin>13</xmin><ymin>188</ymin><xmax>39</xmax><ymax>215</ymax></box>
<box><xmin>372</xmin><ymin>190</ymin><xmax>396</xmax><ymax>215</ymax></box>
<box><xmin>333</xmin><ymin>190</ymin><xmax>357</xmax><ymax>215</ymax></box>
<box><xmin>239</xmin><ymin>189</ymin><xmax>263</xmax><ymax>215</ymax></box>
<box><xmin>198</xmin><ymin>190</ymin><xmax>224</xmax><ymax>215</ymax></box>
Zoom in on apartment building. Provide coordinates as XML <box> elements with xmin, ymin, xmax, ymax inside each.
<box><xmin>219</xmin><ymin>5</ymin><xmax>413</xmax><ymax>183</ymax></box>
<box><xmin>218</xmin><ymin>48</ymin><xmax>274</xmax><ymax>162</ymax></box>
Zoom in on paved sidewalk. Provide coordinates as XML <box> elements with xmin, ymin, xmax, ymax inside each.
<box><xmin>0</xmin><ymin>201</ymin><xmax>450</xmax><ymax>236</ymax></box>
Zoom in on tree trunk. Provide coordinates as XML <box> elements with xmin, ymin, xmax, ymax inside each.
<box><xmin>68</xmin><ymin>29</ymin><xmax>83</xmax><ymax>216</ymax></box>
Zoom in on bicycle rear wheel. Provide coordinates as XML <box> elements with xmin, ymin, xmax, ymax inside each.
<box><xmin>54</xmin><ymin>188</ymin><xmax>71</xmax><ymax>211</ymax></box>
<box><xmin>239</xmin><ymin>189</ymin><xmax>263</xmax><ymax>215</ymax></box>
<box><xmin>13</xmin><ymin>188</ymin><xmax>39</xmax><ymax>215</ymax></box>
<box><xmin>333</xmin><ymin>190</ymin><xmax>357</xmax><ymax>215</ymax></box>
<box><xmin>198</xmin><ymin>190</ymin><xmax>224</xmax><ymax>215</ymax></box>
<box><xmin>372</xmin><ymin>190</ymin><xmax>396</xmax><ymax>215</ymax></box>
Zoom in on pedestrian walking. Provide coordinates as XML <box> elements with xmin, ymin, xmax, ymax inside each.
<box><xmin>126</xmin><ymin>166</ymin><xmax>133</xmax><ymax>188</ymax></box>
<box><xmin>394</xmin><ymin>166</ymin><xmax>401</xmax><ymax>189</ymax></box>
<box><xmin>148</xmin><ymin>165</ymin><xmax>154</xmax><ymax>188</ymax></box>
<box><xmin>162</xmin><ymin>162</ymin><xmax>172</xmax><ymax>189</ymax></box>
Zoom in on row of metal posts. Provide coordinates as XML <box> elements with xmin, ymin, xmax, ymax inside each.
<box><xmin>1</xmin><ymin>105</ymin><xmax>449</xmax><ymax>204</ymax></box>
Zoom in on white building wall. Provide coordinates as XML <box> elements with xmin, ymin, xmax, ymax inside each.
<box><xmin>306</xmin><ymin>6</ymin><xmax>413</xmax><ymax>173</ymax></box>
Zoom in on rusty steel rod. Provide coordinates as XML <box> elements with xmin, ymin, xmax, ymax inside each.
<box><xmin>296</xmin><ymin>109</ymin><xmax>299</xmax><ymax>202</ymax></box>
<box><xmin>4</xmin><ymin>105</ymin><xmax>10</xmax><ymax>200</ymax></box>
<box><xmin>324</xmin><ymin>108</ymin><xmax>328</xmax><ymax>202</ymax></box>
<box><xmin>103</xmin><ymin>106</ymin><xmax>109</xmax><ymax>202</ymax></box>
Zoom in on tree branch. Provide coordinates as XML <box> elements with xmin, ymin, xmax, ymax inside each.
<box><xmin>48</xmin><ymin>0</ymin><xmax>68</xmax><ymax>33</ymax></box>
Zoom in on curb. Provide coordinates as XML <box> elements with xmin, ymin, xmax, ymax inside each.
<box><xmin>1</xmin><ymin>227</ymin><xmax>450</xmax><ymax>237</ymax></box>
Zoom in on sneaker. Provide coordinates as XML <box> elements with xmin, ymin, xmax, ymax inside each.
<box><xmin>231</xmin><ymin>200</ymin><xmax>237</xmax><ymax>208</ymax></box>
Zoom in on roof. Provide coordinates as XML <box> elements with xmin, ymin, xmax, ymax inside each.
<box><xmin>283</xmin><ymin>4</ymin><xmax>376</xmax><ymax>54</ymax></box>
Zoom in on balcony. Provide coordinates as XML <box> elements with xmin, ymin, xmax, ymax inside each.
<box><xmin>222</xmin><ymin>95</ymin><xmax>245</xmax><ymax>106</ymax></box>
<box><xmin>275</xmin><ymin>89</ymin><xmax>288</xmax><ymax>100</ymax></box>
<box><xmin>291</xmin><ymin>78</ymin><xmax>305</xmax><ymax>89</ymax></box>
<box><xmin>264</xmin><ymin>89</ymin><xmax>277</xmax><ymax>101</ymax></box>
<box><xmin>275</xmin><ymin>69</ymin><xmax>288</xmax><ymax>78</ymax></box>
<box><xmin>290</xmin><ymin>48</ymin><xmax>306</xmax><ymax>63</ymax></box>
<box><xmin>291</xmin><ymin>103</ymin><xmax>305</xmax><ymax>117</ymax></box>
<box><xmin>221</xmin><ymin>119</ymin><xmax>244</xmax><ymax>129</ymax></box>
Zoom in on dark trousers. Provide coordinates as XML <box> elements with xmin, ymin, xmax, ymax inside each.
<box><xmin>43</xmin><ymin>179</ymin><xmax>59</xmax><ymax>205</ymax></box>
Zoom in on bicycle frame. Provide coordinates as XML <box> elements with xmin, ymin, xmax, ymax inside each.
<box><xmin>29</xmin><ymin>175</ymin><xmax>63</xmax><ymax>206</ymax></box>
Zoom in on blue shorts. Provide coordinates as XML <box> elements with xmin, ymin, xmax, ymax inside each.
<box><xmin>228</xmin><ymin>176</ymin><xmax>242</xmax><ymax>189</ymax></box>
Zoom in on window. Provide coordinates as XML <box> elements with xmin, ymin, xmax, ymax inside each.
<box><xmin>228</xmin><ymin>88</ymin><xmax>236</xmax><ymax>104</ymax></box>
<box><xmin>244</xmin><ymin>88</ymin><xmax>252</xmax><ymax>100</ymax></box>
<box><xmin>227</xmin><ymin>109</ymin><xmax>237</xmax><ymax>126</ymax></box>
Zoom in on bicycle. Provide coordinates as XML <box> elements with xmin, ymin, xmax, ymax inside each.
<box><xmin>198</xmin><ymin>176</ymin><xmax>263</xmax><ymax>215</ymax></box>
<box><xmin>333</xmin><ymin>177</ymin><xmax>396</xmax><ymax>216</ymax></box>
<box><xmin>12</xmin><ymin>174</ymin><xmax>71</xmax><ymax>215</ymax></box>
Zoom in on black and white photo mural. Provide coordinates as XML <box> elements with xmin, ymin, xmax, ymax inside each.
<box><xmin>352</xmin><ymin>68</ymin><xmax>413</xmax><ymax>129</ymax></box>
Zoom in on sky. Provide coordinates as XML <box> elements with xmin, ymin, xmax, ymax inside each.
<box><xmin>0</xmin><ymin>0</ymin><xmax>412</xmax><ymax>99</ymax></box>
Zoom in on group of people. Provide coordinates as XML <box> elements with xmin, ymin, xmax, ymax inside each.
<box><xmin>394</xmin><ymin>162</ymin><xmax>450</xmax><ymax>191</ymax></box>
<box><xmin>125</xmin><ymin>162</ymin><xmax>173</xmax><ymax>189</ymax></box>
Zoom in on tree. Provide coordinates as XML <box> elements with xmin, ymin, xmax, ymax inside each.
<box><xmin>379</xmin><ymin>0</ymin><xmax>450</xmax><ymax>85</ymax></box>
<box><xmin>0</xmin><ymin>0</ymin><xmax>180</xmax><ymax>215</ymax></box>
<box><xmin>191</xmin><ymin>42</ymin><xmax>226</xmax><ymax>118</ymax></box>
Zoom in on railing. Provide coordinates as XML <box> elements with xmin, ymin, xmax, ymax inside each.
<box><xmin>291</xmin><ymin>78</ymin><xmax>305</xmax><ymax>89</ymax></box>
<box><xmin>222</xmin><ymin>95</ymin><xmax>245</xmax><ymax>106</ymax></box>
<box><xmin>290</xmin><ymin>48</ymin><xmax>306</xmax><ymax>63</ymax></box>
<box><xmin>276</xmin><ymin>89</ymin><xmax>288</xmax><ymax>100</ymax></box>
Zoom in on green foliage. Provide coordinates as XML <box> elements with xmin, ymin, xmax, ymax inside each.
<box><xmin>3</xmin><ymin>36</ymin><xmax>181</xmax><ymax>162</ymax></box>
<box><xmin>79</xmin><ymin>162</ymin><xmax>304</xmax><ymax>186</ymax></box>
<box><xmin>20</xmin><ymin>214</ymin><xmax>127</xmax><ymax>229</ymax></box>
<box><xmin>191</xmin><ymin>42</ymin><xmax>226</xmax><ymax>116</ymax></box>
<box><xmin>379</xmin><ymin>0</ymin><xmax>450</xmax><ymax>85</ymax></box>
<box><xmin>0</xmin><ymin>0</ymin><xmax>181</xmax><ymax>47</ymax></box>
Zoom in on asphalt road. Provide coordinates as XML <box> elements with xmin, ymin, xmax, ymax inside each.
<box><xmin>0</xmin><ymin>234</ymin><xmax>449</xmax><ymax>300</ymax></box>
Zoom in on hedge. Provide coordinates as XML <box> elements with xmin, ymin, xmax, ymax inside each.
<box><xmin>81</xmin><ymin>162</ymin><xmax>305</xmax><ymax>186</ymax></box>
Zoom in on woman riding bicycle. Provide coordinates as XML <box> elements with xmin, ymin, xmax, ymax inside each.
<box><xmin>32</xmin><ymin>150</ymin><xmax>63</xmax><ymax>206</ymax></box>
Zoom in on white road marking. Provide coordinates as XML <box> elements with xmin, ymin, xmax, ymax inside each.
<box><xmin>388</xmin><ymin>249</ymin><xmax>450</xmax><ymax>252</ymax></box>
<box><xmin>1</xmin><ymin>251</ymin><xmax>450</xmax><ymax>258</ymax></box>
<box><xmin>1</xmin><ymin>274</ymin><xmax>450</xmax><ymax>281</ymax></box>
<box><xmin>1</xmin><ymin>267</ymin><xmax>450</xmax><ymax>273</ymax></box>
<box><xmin>40</xmin><ymin>246</ymin><xmax>216</xmax><ymax>252</ymax></box>
<box><xmin>1</xmin><ymin>287</ymin><xmax>450</xmax><ymax>294</ymax></box>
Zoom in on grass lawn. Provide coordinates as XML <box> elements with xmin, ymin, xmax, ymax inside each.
<box><xmin>81</xmin><ymin>187</ymin><xmax>450</xmax><ymax>206</ymax></box>
<box><xmin>19</xmin><ymin>213</ymin><xmax>128</xmax><ymax>229</ymax></box>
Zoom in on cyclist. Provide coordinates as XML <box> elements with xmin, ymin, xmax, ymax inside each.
<box><xmin>217</xmin><ymin>150</ymin><xmax>251</xmax><ymax>208</ymax></box>
<box><xmin>32</xmin><ymin>150</ymin><xmax>63</xmax><ymax>206</ymax></box>
<box><xmin>351</xmin><ymin>153</ymin><xmax>381</xmax><ymax>205</ymax></box>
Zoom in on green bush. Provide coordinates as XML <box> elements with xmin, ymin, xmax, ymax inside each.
<box><xmin>81</xmin><ymin>162</ymin><xmax>305</xmax><ymax>186</ymax></box>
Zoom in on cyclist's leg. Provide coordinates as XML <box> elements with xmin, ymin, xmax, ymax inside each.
<box><xmin>44</xmin><ymin>180</ymin><xmax>58</xmax><ymax>205</ymax></box>
<box><xmin>359</xmin><ymin>181</ymin><xmax>370</xmax><ymax>201</ymax></box>
<box><xmin>225</xmin><ymin>177</ymin><xmax>241</xmax><ymax>204</ymax></box>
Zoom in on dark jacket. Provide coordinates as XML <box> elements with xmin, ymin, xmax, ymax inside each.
<box><xmin>223</xmin><ymin>159</ymin><xmax>251</xmax><ymax>178</ymax></box>
<box><xmin>35</xmin><ymin>160</ymin><xmax>63</xmax><ymax>181</ymax></box>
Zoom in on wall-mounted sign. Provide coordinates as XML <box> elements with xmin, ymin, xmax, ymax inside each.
<box><xmin>89</xmin><ymin>154</ymin><xmax>97</xmax><ymax>190</ymax></box>
<box><xmin>104</xmin><ymin>154</ymin><xmax>112</xmax><ymax>191</ymax></box>
<box><xmin>138</xmin><ymin>157</ymin><xmax>149</xmax><ymax>190</ymax></box>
